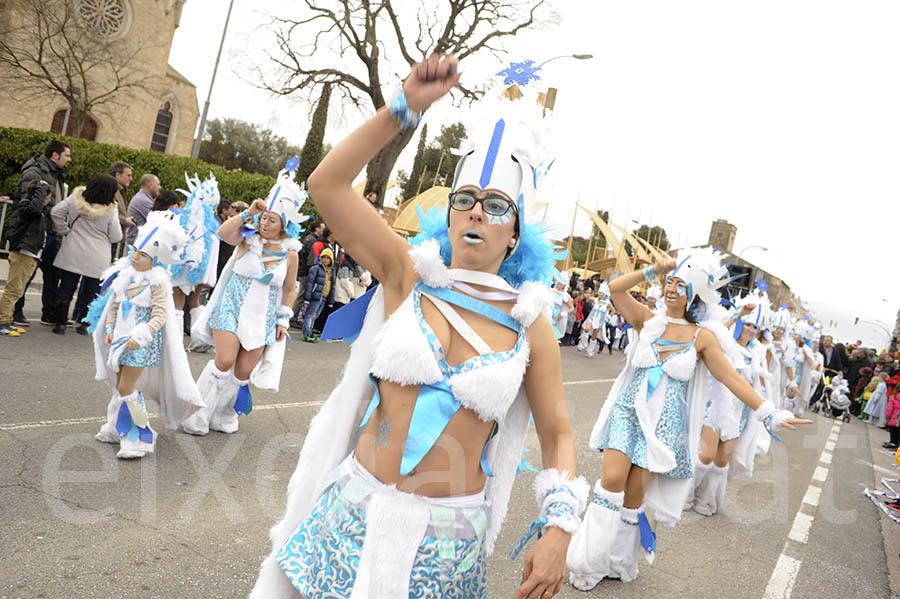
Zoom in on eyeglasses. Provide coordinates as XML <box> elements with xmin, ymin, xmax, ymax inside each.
<box><xmin>448</xmin><ymin>191</ymin><xmax>516</xmax><ymax>218</ymax></box>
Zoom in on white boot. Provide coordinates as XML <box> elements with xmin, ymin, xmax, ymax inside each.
<box><xmin>181</xmin><ymin>360</ymin><xmax>231</xmax><ymax>436</ymax></box>
<box><xmin>609</xmin><ymin>506</ymin><xmax>642</xmax><ymax>582</ymax></box>
<box><xmin>95</xmin><ymin>390</ymin><xmax>122</xmax><ymax>444</ymax></box>
<box><xmin>693</xmin><ymin>463</ymin><xmax>729</xmax><ymax>516</ymax></box>
<box><xmin>186</xmin><ymin>307</ymin><xmax>212</xmax><ymax>352</ymax></box>
<box><xmin>585</xmin><ymin>339</ymin><xmax>598</xmax><ymax>358</ymax></box>
<box><xmin>174</xmin><ymin>309</ymin><xmax>184</xmax><ymax>339</ymax></box>
<box><xmin>684</xmin><ymin>461</ymin><xmax>711</xmax><ymax>511</ymax></box>
<box><xmin>116</xmin><ymin>392</ymin><xmax>156</xmax><ymax>459</ymax></box>
<box><xmin>209</xmin><ymin>374</ymin><xmax>243</xmax><ymax>434</ymax></box>
<box><xmin>567</xmin><ymin>482</ymin><xmax>624</xmax><ymax>591</ymax></box>
<box><xmin>577</xmin><ymin>331</ymin><xmax>590</xmax><ymax>352</ymax></box>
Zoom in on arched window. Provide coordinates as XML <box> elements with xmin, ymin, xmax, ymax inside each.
<box><xmin>50</xmin><ymin>109</ymin><xmax>98</xmax><ymax>140</ymax></box>
<box><xmin>150</xmin><ymin>102</ymin><xmax>173</xmax><ymax>152</ymax></box>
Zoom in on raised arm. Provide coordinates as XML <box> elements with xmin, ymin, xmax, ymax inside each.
<box><xmin>306</xmin><ymin>55</ymin><xmax>460</xmax><ymax>291</ymax></box>
<box><xmin>609</xmin><ymin>258</ymin><xmax>675</xmax><ymax>331</ymax></box>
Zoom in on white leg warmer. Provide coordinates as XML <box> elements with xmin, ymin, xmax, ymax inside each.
<box><xmin>585</xmin><ymin>339</ymin><xmax>598</xmax><ymax>358</ymax></box>
<box><xmin>209</xmin><ymin>374</ymin><xmax>243</xmax><ymax>434</ymax></box>
<box><xmin>692</xmin><ymin>463</ymin><xmax>729</xmax><ymax>516</ymax></box>
<box><xmin>95</xmin><ymin>390</ymin><xmax>122</xmax><ymax>444</ymax></box>
<box><xmin>684</xmin><ymin>461</ymin><xmax>712</xmax><ymax>511</ymax></box>
<box><xmin>577</xmin><ymin>331</ymin><xmax>590</xmax><ymax>352</ymax></box>
<box><xmin>186</xmin><ymin>307</ymin><xmax>212</xmax><ymax>352</ymax></box>
<box><xmin>173</xmin><ymin>309</ymin><xmax>184</xmax><ymax>339</ymax></box>
<box><xmin>609</xmin><ymin>506</ymin><xmax>642</xmax><ymax>582</ymax></box>
<box><xmin>116</xmin><ymin>392</ymin><xmax>156</xmax><ymax>459</ymax></box>
<box><xmin>181</xmin><ymin>360</ymin><xmax>231</xmax><ymax>436</ymax></box>
<box><xmin>567</xmin><ymin>482</ymin><xmax>624</xmax><ymax>591</ymax></box>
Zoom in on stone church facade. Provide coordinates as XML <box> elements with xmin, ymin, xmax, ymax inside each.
<box><xmin>0</xmin><ymin>0</ymin><xmax>199</xmax><ymax>156</ymax></box>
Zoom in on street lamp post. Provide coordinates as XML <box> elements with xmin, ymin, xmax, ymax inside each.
<box><xmin>191</xmin><ymin>0</ymin><xmax>236</xmax><ymax>159</ymax></box>
<box><xmin>737</xmin><ymin>245</ymin><xmax>768</xmax><ymax>258</ymax></box>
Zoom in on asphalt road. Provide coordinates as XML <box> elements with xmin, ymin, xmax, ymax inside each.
<box><xmin>1</xmin><ymin>296</ymin><xmax>897</xmax><ymax>598</ymax></box>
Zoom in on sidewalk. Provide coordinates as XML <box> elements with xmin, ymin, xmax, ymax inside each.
<box><xmin>866</xmin><ymin>420</ymin><xmax>900</xmax><ymax>598</ymax></box>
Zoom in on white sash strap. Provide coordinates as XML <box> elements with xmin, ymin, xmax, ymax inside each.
<box><xmin>447</xmin><ymin>269</ymin><xmax>519</xmax><ymax>295</ymax></box>
<box><xmin>452</xmin><ymin>281</ymin><xmax>518</xmax><ymax>302</ymax></box>
<box><xmin>422</xmin><ymin>292</ymin><xmax>493</xmax><ymax>356</ymax></box>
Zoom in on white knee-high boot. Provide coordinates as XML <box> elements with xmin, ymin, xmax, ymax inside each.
<box><xmin>693</xmin><ymin>463</ymin><xmax>729</xmax><ymax>516</ymax></box>
<box><xmin>585</xmin><ymin>339</ymin><xmax>598</xmax><ymax>358</ymax></box>
<box><xmin>577</xmin><ymin>330</ymin><xmax>590</xmax><ymax>352</ymax></box>
<box><xmin>567</xmin><ymin>482</ymin><xmax>624</xmax><ymax>591</ymax></box>
<box><xmin>609</xmin><ymin>505</ymin><xmax>643</xmax><ymax>582</ymax></box>
<box><xmin>684</xmin><ymin>461</ymin><xmax>712</xmax><ymax>511</ymax></box>
<box><xmin>181</xmin><ymin>360</ymin><xmax>231</xmax><ymax>436</ymax></box>
<box><xmin>116</xmin><ymin>391</ymin><xmax>156</xmax><ymax>459</ymax></box>
<box><xmin>174</xmin><ymin>309</ymin><xmax>184</xmax><ymax>338</ymax></box>
<box><xmin>186</xmin><ymin>307</ymin><xmax>212</xmax><ymax>352</ymax></box>
<box><xmin>95</xmin><ymin>390</ymin><xmax>122</xmax><ymax>444</ymax></box>
<box><xmin>209</xmin><ymin>374</ymin><xmax>244</xmax><ymax>433</ymax></box>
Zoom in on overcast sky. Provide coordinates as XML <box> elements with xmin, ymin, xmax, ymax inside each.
<box><xmin>170</xmin><ymin>0</ymin><xmax>899</xmax><ymax>348</ymax></box>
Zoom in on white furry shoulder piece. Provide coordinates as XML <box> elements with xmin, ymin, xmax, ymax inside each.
<box><xmin>409</xmin><ymin>239</ymin><xmax>452</xmax><ymax>288</ymax></box>
<box><xmin>511</xmin><ymin>281</ymin><xmax>554</xmax><ymax>328</ymax></box>
<box><xmin>281</xmin><ymin>237</ymin><xmax>301</xmax><ymax>253</ymax></box>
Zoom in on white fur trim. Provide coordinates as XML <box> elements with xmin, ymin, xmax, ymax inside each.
<box><xmin>409</xmin><ymin>239</ymin><xmax>451</xmax><ymax>288</ymax></box>
<box><xmin>449</xmin><ymin>339</ymin><xmax>529</xmax><ymax>422</ymax></box>
<box><xmin>534</xmin><ymin>469</ymin><xmax>590</xmax><ymax>534</ymax></box>
<box><xmin>511</xmin><ymin>281</ymin><xmax>554</xmax><ymax>327</ymax></box>
<box><xmin>281</xmin><ymin>237</ymin><xmax>301</xmax><ymax>253</ymax></box>
<box><xmin>369</xmin><ymin>293</ymin><xmax>444</xmax><ymax>385</ymax></box>
<box><xmin>566</xmin><ymin>483</ymin><xmax>624</xmax><ymax>591</ymax></box>
<box><xmin>129</xmin><ymin>323</ymin><xmax>153</xmax><ymax>348</ymax></box>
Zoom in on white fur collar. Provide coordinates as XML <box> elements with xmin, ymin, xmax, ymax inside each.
<box><xmin>511</xmin><ymin>281</ymin><xmax>554</xmax><ymax>328</ymax></box>
<box><xmin>409</xmin><ymin>239</ymin><xmax>452</xmax><ymax>288</ymax></box>
<box><xmin>110</xmin><ymin>264</ymin><xmax>172</xmax><ymax>295</ymax></box>
<box><xmin>72</xmin><ymin>187</ymin><xmax>117</xmax><ymax>217</ymax></box>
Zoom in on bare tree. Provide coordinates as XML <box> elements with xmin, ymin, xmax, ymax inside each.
<box><xmin>262</xmin><ymin>0</ymin><xmax>552</xmax><ymax>206</ymax></box>
<box><xmin>0</xmin><ymin>0</ymin><xmax>159</xmax><ymax>136</ymax></box>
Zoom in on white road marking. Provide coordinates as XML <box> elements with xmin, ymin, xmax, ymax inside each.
<box><xmin>788</xmin><ymin>511</ymin><xmax>814</xmax><ymax>544</ymax></box>
<box><xmin>0</xmin><ymin>377</ymin><xmax>616</xmax><ymax>431</ymax></box>
<box><xmin>824</xmin><ymin>440</ymin><xmax>835</xmax><ymax>452</ymax></box>
<box><xmin>763</xmin><ymin>421</ymin><xmax>841</xmax><ymax>598</ymax></box>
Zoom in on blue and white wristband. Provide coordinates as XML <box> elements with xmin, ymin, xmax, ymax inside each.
<box><xmin>510</xmin><ymin>469</ymin><xmax>589</xmax><ymax>559</ymax></box>
<box><xmin>389</xmin><ymin>86</ymin><xmax>422</xmax><ymax>131</ymax></box>
<box><xmin>642</xmin><ymin>265</ymin><xmax>658</xmax><ymax>283</ymax></box>
<box><xmin>276</xmin><ymin>306</ymin><xmax>293</xmax><ymax>329</ymax></box>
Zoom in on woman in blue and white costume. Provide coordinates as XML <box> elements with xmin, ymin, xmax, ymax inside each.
<box><xmin>168</xmin><ymin>172</ymin><xmax>221</xmax><ymax>341</ymax></box>
<box><xmin>251</xmin><ymin>55</ymin><xmax>588</xmax><ymax>599</ymax></box>
<box><xmin>183</xmin><ymin>163</ymin><xmax>306</xmax><ymax>435</ymax></box>
<box><xmin>786</xmin><ymin>321</ymin><xmax>820</xmax><ymax>418</ymax></box>
<box><xmin>88</xmin><ymin>211</ymin><xmax>202</xmax><ymax>459</ymax></box>
<box><xmin>577</xmin><ymin>281</ymin><xmax>611</xmax><ymax>357</ymax></box>
<box><xmin>770</xmin><ymin>304</ymin><xmax>794</xmax><ymax>411</ymax></box>
<box><xmin>567</xmin><ymin>249</ymin><xmax>809</xmax><ymax>590</ymax></box>
<box><xmin>686</xmin><ymin>293</ymin><xmax>772</xmax><ymax>516</ymax></box>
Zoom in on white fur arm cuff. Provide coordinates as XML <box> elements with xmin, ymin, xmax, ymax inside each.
<box><xmin>534</xmin><ymin>469</ymin><xmax>590</xmax><ymax>534</ymax></box>
<box><xmin>754</xmin><ymin>400</ymin><xmax>794</xmax><ymax>433</ymax></box>
<box><xmin>276</xmin><ymin>305</ymin><xmax>293</xmax><ymax>328</ymax></box>
<box><xmin>129</xmin><ymin>323</ymin><xmax>153</xmax><ymax>348</ymax></box>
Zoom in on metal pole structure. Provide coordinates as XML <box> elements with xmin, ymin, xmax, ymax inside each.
<box><xmin>415</xmin><ymin>165</ymin><xmax>427</xmax><ymax>197</ymax></box>
<box><xmin>564</xmin><ymin>197</ymin><xmax>579</xmax><ymax>271</ymax></box>
<box><xmin>431</xmin><ymin>150</ymin><xmax>446</xmax><ymax>187</ymax></box>
<box><xmin>191</xmin><ymin>0</ymin><xmax>236</xmax><ymax>159</ymax></box>
<box><xmin>61</xmin><ymin>107</ymin><xmax>71</xmax><ymax>137</ymax></box>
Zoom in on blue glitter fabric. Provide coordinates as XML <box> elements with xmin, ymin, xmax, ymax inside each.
<box><xmin>118</xmin><ymin>306</ymin><xmax>163</xmax><ymax>368</ymax></box>
<box><xmin>598</xmin><ymin>367</ymin><xmax>693</xmax><ymax>479</ymax></box>
<box><xmin>276</xmin><ymin>460</ymin><xmax>488</xmax><ymax>598</ymax></box>
<box><xmin>207</xmin><ymin>273</ymin><xmax>278</xmax><ymax>345</ymax></box>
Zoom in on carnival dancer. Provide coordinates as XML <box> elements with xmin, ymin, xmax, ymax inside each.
<box><xmin>578</xmin><ymin>281</ymin><xmax>611</xmax><ymax>357</ymax></box>
<box><xmin>250</xmin><ymin>55</ymin><xmax>588</xmax><ymax>599</ymax></box>
<box><xmin>551</xmin><ymin>275</ymin><xmax>573</xmax><ymax>341</ymax></box>
<box><xmin>771</xmin><ymin>304</ymin><xmax>794</xmax><ymax>410</ymax></box>
<box><xmin>786</xmin><ymin>322</ymin><xmax>819</xmax><ymax>417</ymax></box>
<box><xmin>86</xmin><ymin>211</ymin><xmax>202</xmax><ymax>459</ymax></box>
<box><xmin>566</xmin><ymin>250</ymin><xmax>809</xmax><ymax>590</ymax></box>
<box><xmin>182</xmin><ymin>161</ymin><xmax>307</xmax><ymax>435</ymax></box>
<box><xmin>168</xmin><ymin>173</ymin><xmax>221</xmax><ymax>348</ymax></box>
<box><xmin>685</xmin><ymin>295</ymin><xmax>771</xmax><ymax>516</ymax></box>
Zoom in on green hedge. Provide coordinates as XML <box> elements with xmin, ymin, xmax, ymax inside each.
<box><xmin>0</xmin><ymin>126</ymin><xmax>276</xmax><ymax>205</ymax></box>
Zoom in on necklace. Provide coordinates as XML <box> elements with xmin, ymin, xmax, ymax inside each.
<box><xmin>666</xmin><ymin>316</ymin><xmax>691</xmax><ymax>325</ymax></box>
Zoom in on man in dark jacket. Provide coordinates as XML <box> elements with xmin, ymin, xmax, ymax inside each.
<box><xmin>11</xmin><ymin>140</ymin><xmax>71</xmax><ymax>326</ymax></box>
<box><xmin>819</xmin><ymin>335</ymin><xmax>844</xmax><ymax>377</ymax></box>
<box><xmin>0</xmin><ymin>181</ymin><xmax>52</xmax><ymax>335</ymax></box>
<box><xmin>290</xmin><ymin>220</ymin><xmax>326</xmax><ymax>328</ymax></box>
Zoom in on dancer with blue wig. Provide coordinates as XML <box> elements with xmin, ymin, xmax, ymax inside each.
<box><xmin>567</xmin><ymin>249</ymin><xmax>810</xmax><ymax>590</ymax></box>
<box><xmin>182</xmin><ymin>163</ymin><xmax>308</xmax><ymax>436</ymax></box>
<box><xmin>87</xmin><ymin>211</ymin><xmax>202</xmax><ymax>459</ymax></box>
<box><xmin>251</xmin><ymin>54</ymin><xmax>588</xmax><ymax>599</ymax></box>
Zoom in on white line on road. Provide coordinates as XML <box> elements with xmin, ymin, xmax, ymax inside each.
<box><xmin>824</xmin><ymin>440</ymin><xmax>835</xmax><ymax>451</ymax></box>
<box><xmin>0</xmin><ymin>378</ymin><xmax>616</xmax><ymax>431</ymax></box>
<box><xmin>763</xmin><ymin>420</ymin><xmax>842</xmax><ymax>598</ymax></box>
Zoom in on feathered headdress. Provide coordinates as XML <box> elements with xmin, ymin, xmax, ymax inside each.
<box><xmin>179</xmin><ymin>172</ymin><xmax>221</xmax><ymax>207</ymax></box>
<box><xmin>732</xmin><ymin>287</ymin><xmax>771</xmax><ymax>340</ymax></box>
<box><xmin>670</xmin><ymin>247</ymin><xmax>742</xmax><ymax>320</ymax></box>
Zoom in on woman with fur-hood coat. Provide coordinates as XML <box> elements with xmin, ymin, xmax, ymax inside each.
<box><xmin>50</xmin><ymin>174</ymin><xmax>123</xmax><ymax>335</ymax></box>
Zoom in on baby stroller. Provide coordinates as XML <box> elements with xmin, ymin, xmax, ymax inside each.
<box><xmin>818</xmin><ymin>375</ymin><xmax>851</xmax><ymax>422</ymax></box>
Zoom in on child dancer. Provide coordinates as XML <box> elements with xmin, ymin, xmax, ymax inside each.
<box><xmin>88</xmin><ymin>211</ymin><xmax>202</xmax><ymax>459</ymax></box>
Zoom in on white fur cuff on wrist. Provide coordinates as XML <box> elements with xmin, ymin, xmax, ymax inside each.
<box><xmin>129</xmin><ymin>323</ymin><xmax>153</xmax><ymax>348</ymax></box>
<box><xmin>534</xmin><ymin>469</ymin><xmax>590</xmax><ymax>534</ymax></box>
<box><xmin>754</xmin><ymin>400</ymin><xmax>775</xmax><ymax>422</ymax></box>
<box><xmin>276</xmin><ymin>305</ymin><xmax>293</xmax><ymax>320</ymax></box>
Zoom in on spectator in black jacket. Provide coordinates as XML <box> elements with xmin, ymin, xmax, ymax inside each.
<box><xmin>0</xmin><ymin>181</ymin><xmax>52</xmax><ymax>335</ymax></box>
<box><xmin>820</xmin><ymin>335</ymin><xmax>844</xmax><ymax>377</ymax></box>
<box><xmin>11</xmin><ymin>140</ymin><xmax>71</xmax><ymax>326</ymax></box>
<box><xmin>290</xmin><ymin>220</ymin><xmax>326</xmax><ymax>327</ymax></box>
<box><xmin>299</xmin><ymin>247</ymin><xmax>335</xmax><ymax>341</ymax></box>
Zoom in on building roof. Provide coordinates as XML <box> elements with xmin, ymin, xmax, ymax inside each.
<box><xmin>392</xmin><ymin>186</ymin><xmax>451</xmax><ymax>234</ymax></box>
<box><xmin>166</xmin><ymin>64</ymin><xmax>196</xmax><ymax>89</ymax></box>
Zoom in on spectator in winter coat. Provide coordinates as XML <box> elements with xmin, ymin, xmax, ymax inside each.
<box><xmin>12</xmin><ymin>140</ymin><xmax>71</xmax><ymax>326</ymax></box>
<box><xmin>49</xmin><ymin>174</ymin><xmax>123</xmax><ymax>335</ymax></box>
<box><xmin>291</xmin><ymin>220</ymin><xmax>326</xmax><ymax>327</ymax></box>
<box><xmin>300</xmin><ymin>247</ymin><xmax>335</xmax><ymax>341</ymax></box>
<box><xmin>0</xmin><ymin>181</ymin><xmax>52</xmax><ymax>335</ymax></box>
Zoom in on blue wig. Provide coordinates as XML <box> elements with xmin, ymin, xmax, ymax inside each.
<box><xmin>409</xmin><ymin>205</ymin><xmax>565</xmax><ymax>288</ymax></box>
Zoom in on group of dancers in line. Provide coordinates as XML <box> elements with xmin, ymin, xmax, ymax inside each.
<box><xmin>84</xmin><ymin>53</ymin><xmax>815</xmax><ymax>598</ymax></box>
<box><xmin>86</xmin><ymin>161</ymin><xmax>308</xmax><ymax>458</ymax></box>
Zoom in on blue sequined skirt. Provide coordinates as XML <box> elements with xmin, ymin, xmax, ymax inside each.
<box><xmin>276</xmin><ymin>456</ymin><xmax>488</xmax><ymax>599</ymax></box>
<box><xmin>119</xmin><ymin>306</ymin><xmax>163</xmax><ymax>368</ymax></box>
<box><xmin>207</xmin><ymin>273</ymin><xmax>277</xmax><ymax>345</ymax></box>
<box><xmin>598</xmin><ymin>368</ymin><xmax>693</xmax><ymax>479</ymax></box>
